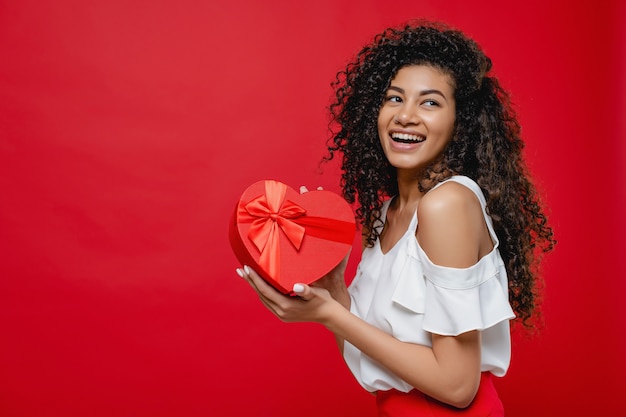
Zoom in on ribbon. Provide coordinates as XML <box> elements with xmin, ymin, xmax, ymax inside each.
<box><xmin>237</xmin><ymin>180</ymin><xmax>354</xmax><ymax>283</ymax></box>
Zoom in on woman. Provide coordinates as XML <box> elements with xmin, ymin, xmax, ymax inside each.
<box><xmin>237</xmin><ymin>19</ymin><xmax>555</xmax><ymax>416</ymax></box>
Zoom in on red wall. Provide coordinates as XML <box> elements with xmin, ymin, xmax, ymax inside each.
<box><xmin>1</xmin><ymin>1</ymin><xmax>624</xmax><ymax>416</ymax></box>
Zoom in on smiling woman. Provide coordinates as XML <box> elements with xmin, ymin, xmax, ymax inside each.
<box><xmin>3</xmin><ymin>1</ymin><xmax>621</xmax><ymax>416</ymax></box>
<box><xmin>237</xmin><ymin>19</ymin><xmax>556</xmax><ymax>416</ymax></box>
<box><xmin>377</xmin><ymin>65</ymin><xmax>456</xmax><ymax>174</ymax></box>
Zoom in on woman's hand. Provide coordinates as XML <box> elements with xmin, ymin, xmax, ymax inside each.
<box><xmin>298</xmin><ymin>185</ymin><xmax>324</xmax><ymax>193</ymax></box>
<box><xmin>311</xmin><ymin>251</ymin><xmax>351</xmax><ymax>310</ymax></box>
<box><xmin>236</xmin><ymin>265</ymin><xmax>338</xmax><ymax>325</ymax></box>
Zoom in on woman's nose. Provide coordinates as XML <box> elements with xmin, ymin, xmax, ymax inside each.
<box><xmin>394</xmin><ymin>105</ymin><xmax>419</xmax><ymax>125</ymax></box>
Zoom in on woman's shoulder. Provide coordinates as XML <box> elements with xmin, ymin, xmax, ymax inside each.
<box><xmin>417</xmin><ymin>177</ymin><xmax>488</xmax><ymax>268</ymax></box>
<box><xmin>419</xmin><ymin>178</ymin><xmax>482</xmax><ymax>217</ymax></box>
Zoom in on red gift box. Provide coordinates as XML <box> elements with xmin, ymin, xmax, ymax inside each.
<box><xmin>229</xmin><ymin>180</ymin><xmax>356</xmax><ymax>294</ymax></box>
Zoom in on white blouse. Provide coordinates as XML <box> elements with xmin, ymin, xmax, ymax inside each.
<box><xmin>343</xmin><ymin>176</ymin><xmax>515</xmax><ymax>393</ymax></box>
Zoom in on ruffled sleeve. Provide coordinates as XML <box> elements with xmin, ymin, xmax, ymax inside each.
<box><xmin>414</xmin><ymin>241</ymin><xmax>515</xmax><ymax>336</ymax></box>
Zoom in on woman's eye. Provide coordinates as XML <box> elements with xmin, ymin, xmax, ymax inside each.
<box><xmin>385</xmin><ymin>96</ymin><xmax>402</xmax><ymax>103</ymax></box>
<box><xmin>422</xmin><ymin>99</ymin><xmax>439</xmax><ymax>107</ymax></box>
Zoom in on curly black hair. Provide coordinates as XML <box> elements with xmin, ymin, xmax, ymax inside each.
<box><xmin>325</xmin><ymin>19</ymin><xmax>556</xmax><ymax>326</ymax></box>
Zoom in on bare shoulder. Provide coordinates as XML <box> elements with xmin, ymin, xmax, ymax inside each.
<box><xmin>418</xmin><ymin>181</ymin><xmax>481</xmax><ymax>219</ymax></box>
<box><xmin>417</xmin><ymin>181</ymin><xmax>485</xmax><ymax>268</ymax></box>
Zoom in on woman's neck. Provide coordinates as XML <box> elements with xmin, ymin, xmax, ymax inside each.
<box><xmin>395</xmin><ymin>170</ymin><xmax>424</xmax><ymax>209</ymax></box>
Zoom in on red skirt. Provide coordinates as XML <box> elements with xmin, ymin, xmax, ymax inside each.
<box><xmin>375</xmin><ymin>372</ymin><xmax>504</xmax><ymax>417</ymax></box>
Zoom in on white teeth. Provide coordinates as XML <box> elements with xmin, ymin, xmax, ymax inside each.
<box><xmin>391</xmin><ymin>132</ymin><xmax>424</xmax><ymax>142</ymax></box>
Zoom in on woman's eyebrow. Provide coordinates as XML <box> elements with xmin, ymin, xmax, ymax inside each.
<box><xmin>387</xmin><ymin>85</ymin><xmax>449</xmax><ymax>102</ymax></box>
<box><xmin>420</xmin><ymin>89</ymin><xmax>449</xmax><ymax>102</ymax></box>
<box><xmin>388</xmin><ymin>86</ymin><xmax>405</xmax><ymax>94</ymax></box>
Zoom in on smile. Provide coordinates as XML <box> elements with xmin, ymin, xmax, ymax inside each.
<box><xmin>391</xmin><ymin>132</ymin><xmax>425</xmax><ymax>143</ymax></box>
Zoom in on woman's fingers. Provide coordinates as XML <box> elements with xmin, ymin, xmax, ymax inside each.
<box><xmin>292</xmin><ymin>282</ymin><xmax>315</xmax><ymax>301</ymax></box>
<box><xmin>236</xmin><ymin>266</ymin><xmax>327</xmax><ymax>320</ymax></box>
<box><xmin>299</xmin><ymin>185</ymin><xmax>324</xmax><ymax>194</ymax></box>
<box><xmin>239</xmin><ymin>266</ymin><xmax>278</xmax><ymax>299</ymax></box>
<box><xmin>237</xmin><ymin>266</ymin><xmax>290</xmax><ymax>315</ymax></box>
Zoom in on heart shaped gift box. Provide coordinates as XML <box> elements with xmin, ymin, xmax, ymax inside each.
<box><xmin>229</xmin><ymin>180</ymin><xmax>356</xmax><ymax>294</ymax></box>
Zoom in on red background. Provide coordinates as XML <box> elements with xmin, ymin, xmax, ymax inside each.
<box><xmin>1</xmin><ymin>1</ymin><xmax>624</xmax><ymax>416</ymax></box>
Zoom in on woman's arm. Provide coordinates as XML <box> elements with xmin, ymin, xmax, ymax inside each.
<box><xmin>240</xmin><ymin>269</ymin><xmax>480</xmax><ymax>408</ymax></box>
<box><xmin>324</xmin><ymin>299</ymin><xmax>481</xmax><ymax>408</ymax></box>
<box><xmin>238</xmin><ymin>182</ymin><xmax>489</xmax><ymax>408</ymax></box>
<box><xmin>310</xmin><ymin>251</ymin><xmax>351</xmax><ymax>353</ymax></box>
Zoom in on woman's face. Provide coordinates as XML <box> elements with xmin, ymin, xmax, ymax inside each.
<box><xmin>377</xmin><ymin>65</ymin><xmax>456</xmax><ymax>174</ymax></box>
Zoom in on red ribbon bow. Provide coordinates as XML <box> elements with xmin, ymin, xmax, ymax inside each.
<box><xmin>244</xmin><ymin>180</ymin><xmax>307</xmax><ymax>281</ymax></box>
